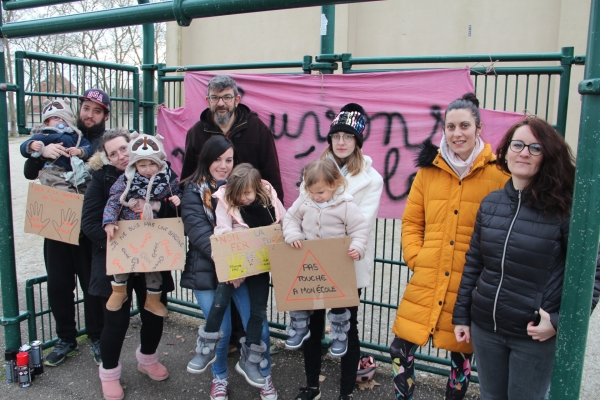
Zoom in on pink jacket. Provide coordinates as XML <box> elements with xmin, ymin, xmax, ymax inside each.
<box><xmin>213</xmin><ymin>179</ymin><xmax>286</xmax><ymax>234</ymax></box>
<box><xmin>283</xmin><ymin>191</ymin><xmax>370</xmax><ymax>268</ymax></box>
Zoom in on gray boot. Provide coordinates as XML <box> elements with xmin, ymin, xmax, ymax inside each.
<box><xmin>187</xmin><ymin>326</ymin><xmax>222</xmax><ymax>374</ymax></box>
<box><xmin>328</xmin><ymin>309</ymin><xmax>351</xmax><ymax>357</ymax></box>
<box><xmin>235</xmin><ymin>337</ymin><xmax>268</xmax><ymax>388</ymax></box>
<box><xmin>285</xmin><ymin>310</ymin><xmax>313</xmax><ymax>349</ymax></box>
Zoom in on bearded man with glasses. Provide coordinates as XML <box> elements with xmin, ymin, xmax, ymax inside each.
<box><xmin>181</xmin><ymin>75</ymin><xmax>283</xmax><ymax>201</ymax></box>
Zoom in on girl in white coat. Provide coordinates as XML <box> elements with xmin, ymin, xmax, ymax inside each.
<box><xmin>286</xmin><ymin>103</ymin><xmax>383</xmax><ymax>400</ymax></box>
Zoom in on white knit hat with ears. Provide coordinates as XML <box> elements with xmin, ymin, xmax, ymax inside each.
<box><xmin>41</xmin><ymin>98</ymin><xmax>82</xmax><ymax>138</ymax></box>
<box><xmin>119</xmin><ymin>132</ymin><xmax>168</xmax><ymax>220</ymax></box>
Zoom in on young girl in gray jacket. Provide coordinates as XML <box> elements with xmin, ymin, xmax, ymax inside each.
<box><xmin>283</xmin><ymin>158</ymin><xmax>369</xmax><ymax>399</ymax></box>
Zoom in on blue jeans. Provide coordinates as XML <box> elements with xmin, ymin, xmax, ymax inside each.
<box><xmin>193</xmin><ymin>282</ymin><xmax>271</xmax><ymax>379</ymax></box>
<box><xmin>471</xmin><ymin>322</ymin><xmax>556</xmax><ymax>400</ymax></box>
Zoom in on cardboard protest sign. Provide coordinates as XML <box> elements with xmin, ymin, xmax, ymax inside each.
<box><xmin>269</xmin><ymin>237</ymin><xmax>360</xmax><ymax>312</ymax></box>
<box><xmin>211</xmin><ymin>225</ymin><xmax>283</xmax><ymax>282</ymax></box>
<box><xmin>24</xmin><ymin>182</ymin><xmax>84</xmax><ymax>245</ymax></box>
<box><xmin>106</xmin><ymin>218</ymin><xmax>185</xmax><ymax>275</ymax></box>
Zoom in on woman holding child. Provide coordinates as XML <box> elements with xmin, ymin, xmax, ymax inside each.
<box><xmin>285</xmin><ymin>103</ymin><xmax>383</xmax><ymax>400</ymax></box>
<box><xmin>82</xmin><ymin>128</ymin><xmax>176</xmax><ymax>400</ymax></box>
<box><xmin>180</xmin><ymin>135</ymin><xmax>277</xmax><ymax>400</ymax></box>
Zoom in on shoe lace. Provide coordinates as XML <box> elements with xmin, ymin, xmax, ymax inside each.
<box><xmin>212</xmin><ymin>378</ymin><xmax>228</xmax><ymax>396</ymax></box>
<box><xmin>261</xmin><ymin>375</ymin><xmax>276</xmax><ymax>395</ymax></box>
<box><xmin>297</xmin><ymin>387</ymin><xmax>317</xmax><ymax>400</ymax></box>
<box><xmin>53</xmin><ymin>340</ymin><xmax>72</xmax><ymax>353</ymax></box>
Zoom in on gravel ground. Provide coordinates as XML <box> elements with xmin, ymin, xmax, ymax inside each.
<box><xmin>2</xmin><ymin>136</ymin><xmax>599</xmax><ymax>399</ymax></box>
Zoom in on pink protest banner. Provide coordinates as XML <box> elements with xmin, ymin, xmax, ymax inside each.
<box><xmin>157</xmin><ymin>69</ymin><xmax>524</xmax><ymax>219</ymax></box>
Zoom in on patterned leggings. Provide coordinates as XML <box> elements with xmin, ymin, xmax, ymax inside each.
<box><xmin>390</xmin><ymin>337</ymin><xmax>472</xmax><ymax>400</ymax></box>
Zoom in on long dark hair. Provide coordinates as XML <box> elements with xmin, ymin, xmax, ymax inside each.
<box><xmin>180</xmin><ymin>135</ymin><xmax>235</xmax><ymax>186</ymax></box>
<box><xmin>496</xmin><ymin>117</ymin><xmax>575</xmax><ymax>217</ymax></box>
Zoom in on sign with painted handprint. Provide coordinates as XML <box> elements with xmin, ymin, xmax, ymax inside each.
<box><xmin>24</xmin><ymin>182</ymin><xmax>84</xmax><ymax>245</ymax></box>
<box><xmin>211</xmin><ymin>225</ymin><xmax>283</xmax><ymax>282</ymax></box>
<box><xmin>105</xmin><ymin>218</ymin><xmax>185</xmax><ymax>275</ymax></box>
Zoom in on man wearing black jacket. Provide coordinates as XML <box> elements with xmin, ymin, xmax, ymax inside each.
<box><xmin>180</xmin><ymin>75</ymin><xmax>283</xmax><ymax>201</ymax></box>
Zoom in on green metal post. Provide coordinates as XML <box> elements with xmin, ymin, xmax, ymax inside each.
<box><xmin>14</xmin><ymin>52</ymin><xmax>26</xmax><ymax>134</ymax></box>
<box><xmin>556</xmin><ymin>46</ymin><xmax>574</xmax><ymax>137</ymax></box>
<box><xmin>157</xmin><ymin>63</ymin><xmax>166</xmax><ymax>106</ymax></box>
<box><xmin>320</xmin><ymin>5</ymin><xmax>335</xmax><ymax>54</ymax></box>
<box><xmin>2</xmin><ymin>0</ymin><xmax>80</xmax><ymax>11</ymax></box>
<box><xmin>140</xmin><ymin>0</ymin><xmax>155</xmax><ymax>135</ymax></box>
<box><xmin>550</xmin><ymin>1</ymin><xmax>600</xmax><ymax>399</ymax></box>
<box><xmin>0</xmin><ymin>19</ymin><xmax>22</xmax><ymax>349</ymax></box>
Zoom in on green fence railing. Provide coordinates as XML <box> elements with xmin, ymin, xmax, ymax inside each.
<box><xmin>14</xmin><ymin>51</ymin><xmax>139</xmax><ymax>135</ymax></box>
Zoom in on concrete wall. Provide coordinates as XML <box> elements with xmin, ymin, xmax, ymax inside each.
<box><xmin>166</xmin><ymin>0</ymin><xmax>591</xmax><ymax>149</ymax></box>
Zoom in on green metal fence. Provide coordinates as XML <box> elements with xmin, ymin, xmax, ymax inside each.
<box><xmin>14</xmin><ymin>51</ymin><xmax>140</xmax><ymax>134</ymax></box>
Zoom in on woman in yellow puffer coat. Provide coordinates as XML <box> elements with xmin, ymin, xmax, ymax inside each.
<box><xmin>390</xmin><ymin>93</ymin><xmax>510</xmax><ymax>400</ymax></box>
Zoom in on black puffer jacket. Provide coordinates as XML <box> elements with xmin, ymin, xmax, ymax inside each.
<box><xmin>82</xmin><ymin>159</ymin><xmax>175</xmax><ymax>298</ymax></box>
<box><xmin>453</xmin><ymin>179</ymin><xmax>600</xmax><ymax>337</ymax></box>
<box><xmin>179</xmin><ymin>181</ymin><xmax>222</xmax><ymax>291</ymax></box>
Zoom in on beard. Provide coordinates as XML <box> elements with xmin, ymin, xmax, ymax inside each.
<box><xmin>77</xmin><ymin>116</ymin><xmax>106</xmax><ymax>133</ymax></box>
<box><xmin>212</xmin><ymin>105</ymin><xmax>236</xmax><ymax>126</ymax></box>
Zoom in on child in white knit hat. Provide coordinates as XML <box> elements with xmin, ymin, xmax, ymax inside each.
<box><xmin>102</xmin><ymin>132</ymin><xmax>182</xmax><ymax>317</ymax></box>
<box><xmin>20</xmin><ymin>98</ymin><xmax>92</xmax><ymax>191</ymax></box>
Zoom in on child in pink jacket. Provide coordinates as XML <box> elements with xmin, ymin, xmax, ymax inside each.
<box><xmin>282</xmin><ymin>158</ymin><xmax>369</xmax><ymax>362</ymax></box>
<box><xmin>192</xmin><ymin>163</ymin><xmax>285</xmax><ymax>392</ymax></box>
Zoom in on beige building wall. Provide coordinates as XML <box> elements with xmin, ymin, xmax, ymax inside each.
<box><xmin>166</xmin><ymin>0</ymin><xmax>591</xmax><ymax>148</ymax></box>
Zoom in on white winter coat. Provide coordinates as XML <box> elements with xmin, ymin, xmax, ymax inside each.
<box><xmin>294</xmin><ymin>155</ymin><xmax>383</xmax><ymax>288</ymax></box>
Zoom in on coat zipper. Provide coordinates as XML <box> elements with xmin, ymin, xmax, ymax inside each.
<box><xmin>493</xmin><ymin>189</ymin><xmax>522</xmax><ymax>332</ymax></box>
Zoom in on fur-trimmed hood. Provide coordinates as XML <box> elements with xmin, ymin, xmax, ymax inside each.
<box><xmin>87</xmin><ymin>151</ymin><xmax>109</xmax><ymax>171</ymax></box>
<box><xmin>415</xmin><ymin>138</ymin><xmax>440</xmax><ymax>168</ymax></box>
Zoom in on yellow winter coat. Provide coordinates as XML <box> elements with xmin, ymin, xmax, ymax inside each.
<box><xmin>392</xmin><ymin>142</ymin><xmax>509</xmax><ymax>353</ymax></box>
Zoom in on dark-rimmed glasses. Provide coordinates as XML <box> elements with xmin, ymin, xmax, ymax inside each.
<box><xmin>208</xmin><ymin>95</ymin><xmax>235</xmax><ymax>104</ymax></box>
<box><xmin>509</xmin><ymin>140</ymin><xmax>542</xmax><ymax>156</ymax></box>
<box><xmin>330</xmin><ymin>133</ymin><xmax>355</xmax><ymax>143</ymax></box>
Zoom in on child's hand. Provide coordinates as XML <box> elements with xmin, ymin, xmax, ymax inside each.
<box><xmin>227</xmin><ymin>277</ymin><xmax>245</xmax><ymax>288</ymax></box>
<box><xmin>348</xmin><ymin>248</ymin><xmax>360</xmax><ymax>261</ymax></box>
<box><xmin>30</xmin><ymin>141</ymin><xmax>43</xmax><ymax>152</ymax></box>
<box><xmin>290</xmin><ymin>240</ymin><xmax>303</xmax><ymax>250</ymax></box>
<box><xmin>169</xmin><ymin>196</ymin><xmax>181</xmax><ymax>207</ymax></box>
<box><xmin>66</xmin><ymin>147</ymin><xmax>83</xmax><ymax>157</ymax></box>
<box><xmin>104</xmin><ymin>223</ymin><xmax>118</xmax><ymax>241</ymax></box>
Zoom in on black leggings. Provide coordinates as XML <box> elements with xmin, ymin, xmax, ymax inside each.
<box><xmin>100</xmin><ymin>275</ymin><xmax>166</xmax><ymax>369</ymax></box>
<box><xmin>303</xmin><ymin>289</ymin><xmax>362</xmax><ymax>397</ymax></box>
<box><xmin>205</xmin><ymin>273</ymin><xmax>270</xmax><ymax>346</ymax></box>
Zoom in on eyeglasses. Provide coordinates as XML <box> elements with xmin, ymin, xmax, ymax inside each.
<box><xmin>42</xmin><ymin>100</ymin><xmax>65</xmax><ymax>113</ymax></box>
<box><xmin>509</xmin><ymin>140</ymin><xmax>542</xmax><ymax>156</ymax></box>
<box><xmin>330</xmin><ymin>133</ymin><xmax>355</xmax><ymax>143</ymax></box>
<box><xmin>107</xmin><ymin>145</ymin><xmax>128</xmax><ymax>159</ymax></box>
<box><xmin>208</xmin><ymin>95</ymin><xmax>235</xmax><ymax>104</ymax></box>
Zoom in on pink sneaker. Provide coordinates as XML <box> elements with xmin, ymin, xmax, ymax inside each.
<box><xmin>260</xmin><ymin>375</ymin><xmax>278</xmax><ymax>400</ymax></box>
<box><xmin>211</xmin><ymin>377</ymin><xmax>228</xmax><ymax>400</ymax></box>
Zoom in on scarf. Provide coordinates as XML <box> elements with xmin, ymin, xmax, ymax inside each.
<box><xmin>439</xmin><ymin>134</ymin><xmax>485</xmax><ymax>180</ymax></box>
<box><xmin>197</xmin><ymin>178</ymin><xmax>218</xmax><ymax>227</ymax></box>
<box><xmin>128</xmin><ymin>168</ymin><xmax>172</xmax><ymax>201</ymax></box>
<box><xmin>325</xmin><ymin>152</ymin><xmax>349</xmax><ymax>177</ymax></box>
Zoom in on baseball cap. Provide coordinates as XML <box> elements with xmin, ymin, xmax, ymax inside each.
<box><xmin>78</xmin><ymin>88</ymin><xmax>110</xmax><ymax>112</ymax></box>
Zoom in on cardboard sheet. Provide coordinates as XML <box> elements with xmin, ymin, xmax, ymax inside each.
<box><xmin>269</xmin><ymin>237</ymin><xmax>360</xmax><ymax>312</ymax></box>
<box><xmin>24</xmin><ymin>182</ymin><xmax>84</xmax><ymax>245</ymax></box>
<box><xmin>106</xmin><ymin>218</ymin><xmax>185</xmax><ymax>275</ymax></box>
<box><xmin>211</xmin><ymin>225</ymin><xmax>283</xmax><ymax>282</ymax></box>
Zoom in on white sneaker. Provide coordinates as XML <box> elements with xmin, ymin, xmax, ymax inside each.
<box><xmin>210</xmin><ymin>377</ymin><xmax>228</xmax><ymax>400</ymax></box>
<box><xmin>260</xmin><ymin>375</ymin><xmax>278</xmax><ymax>400</ymax></box>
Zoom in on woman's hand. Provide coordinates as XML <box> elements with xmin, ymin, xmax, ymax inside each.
<box><xmin>527</xmin><ymin>308</ymin><xmax>557</xmax><ymax>341</ymax></box>
<box><xmin>130</xmin><ymin>200</ymin><xmax>161</xmax><ymax>213</ymax></box>
<box><xmin>41</xmin><ymin>142</ymin><xmax>69</xmax><ymax>159</ymax></box>
<box><xmin>454</xmin><ymin>325</ymin><xmax>471</xmax><ymax>343</ymax></box>
<box><xmin>348</xmin><ymin>248</ymin><xmax>360</xmax><ymax>260</ymax></box>
<box><xmin>104</xmin><ymin>223</ymin><xmax>118</xmax><ymax>241</ymax></box>
<box><xmin>227</xmin><ymin>277</ymin><xmax>245</xmax><ymax>288</ymax></box>
<box><xmin>290</xmin><ymin>240</ymin><xmax>303</xmax><ymax>250</ymax></box>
